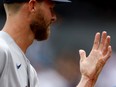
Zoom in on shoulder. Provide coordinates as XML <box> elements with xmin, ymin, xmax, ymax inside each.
<box><xmin>0</xmin><ymin>36</ymin><xmax>11</xmax><ymax>63</ymax></box>
<box><xmin>0</xmin><ymin>38</ymin><xmax>9</xmax><ymax>62</ymax></box>
<box><xmin>0</xmin><ymin>31</ymin><xmax>12</xmax><ymax>51</ymax></box>
<box><xmin>0</xmin><ymin>39</ymin><xmax>10</xmax><ymax>75</ymax></box>
<box><xmin>0</xmin><ymin>38</ymin><xmax>10</xmax><ymax>54</ymax></box>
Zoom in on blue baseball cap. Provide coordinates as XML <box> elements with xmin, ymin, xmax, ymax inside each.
<box><xmin>3</xmin><ymin>0</ymin><xmax>71</xmax><ymax>3</ymax></box>
<box><xmin>52</xmin><ymin>0</ymin><xmax>71</xmax><ymax>2</ymax></box>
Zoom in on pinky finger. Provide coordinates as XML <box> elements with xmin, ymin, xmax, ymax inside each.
<box><xmin>103</xmin><ymin>46</ymin><xmax>112</xmax><ymax>62</ymax></box>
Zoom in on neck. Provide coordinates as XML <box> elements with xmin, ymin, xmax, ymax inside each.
<box><xmin>2</xmin><ymin>18</ymin><xmax>34</xmax><ymax>53</ymax></box>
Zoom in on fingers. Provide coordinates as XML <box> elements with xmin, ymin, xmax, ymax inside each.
<box><xmin>92</xmin><ymin>32</ymin><xmax>100</xmax><ymax>50</ymax></box>
<box><xmin>92</xmin><ymin>31</ymin><xmax>112</xmax><ymax>61</ymax></box>
<box><xmin>102</xmin><ymin>36</ymin><xmax>111</xmax><ymax>55</ymax></box>
<box><xmin>92</xmin><ymin>31</ymin><xmax>111</xmax><ymax>52</ymax></box>
<box><xmin>99</xmin><ymin>31</ymin><xmax>107</xmax><ymax>50</ymax></box>
<box><xmin>103</xmin><ymin>45</ymin><xmax>112</xmax><ymax>62</ymax></box>
<box><xmin>79</xmin><ymin>49</ymin><xmax>86</xmax><ymax>61</ymax></box>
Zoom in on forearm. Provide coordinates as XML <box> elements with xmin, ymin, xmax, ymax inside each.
<box><xmin>76</xmin><ymin>76</ymin><xmax>96</xmax><ymax>87</ymax></box>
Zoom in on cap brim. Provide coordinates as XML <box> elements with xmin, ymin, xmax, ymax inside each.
<box><xmin>52</xmin><ymin>0</ymin><xmax>71</xmax><ymax>3</ymax></box>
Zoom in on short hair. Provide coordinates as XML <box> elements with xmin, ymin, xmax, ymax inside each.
<box><xmin>3</xmin><ymin>0</ymin><xmax>43</xmax><ymax>4</ymax></box>
<box><xmin>4</xmin><ymin>3</ymin><xmax>23</xmax><ymax>15</ymax></box>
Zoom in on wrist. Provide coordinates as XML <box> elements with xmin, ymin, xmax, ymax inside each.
<box><xmin>82</xmin><ymin>75</ymin><xmax>94</xmax><ymax>86</ymax></box>
<box><xmin>76</xmin><ymin>75</ymin><xmax>95</xmax><ymax>87</ymax></box>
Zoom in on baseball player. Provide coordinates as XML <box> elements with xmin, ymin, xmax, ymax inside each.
<box><xmin>0</xmin><ymin>0</ymin><xmax>112</xmax><ymax>87</ymax></box>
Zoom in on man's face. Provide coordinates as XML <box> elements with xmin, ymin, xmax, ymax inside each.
<box><xmin>30</xmin><ymin>0</ymin><xmax>56</xmax><ymax>41</ymax></box>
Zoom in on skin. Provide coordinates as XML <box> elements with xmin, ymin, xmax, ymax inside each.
<box><xmin>2</xmin><ymin>0</ymin><xmax>112</xmax><ymax>87</ymax></box>
<box><xmin>77</xmin><ymin>31</ymin><xmax>112</xmax><ymax>87</ymax></box>
<box><xmin>3</xmin><ymin>0</ymin><xmax>56</xmax><ymax>53</ymax></box>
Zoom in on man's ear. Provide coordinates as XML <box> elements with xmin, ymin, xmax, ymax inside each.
<box><xmin>28</xmin><ymin>0</ymin><xmax>36</xmax><ymax>12</ymax></box>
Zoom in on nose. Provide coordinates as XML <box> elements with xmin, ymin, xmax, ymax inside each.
<box><xmin>51</xmin><ymin>14</ymin><xmax>57</xmax><ymax>22</ymax></box>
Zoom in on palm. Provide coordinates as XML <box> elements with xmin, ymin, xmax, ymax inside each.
<box><xmin>79</xmin><ymin>31</ymin><xmax>112</xmax><ymax>80</ymax></box>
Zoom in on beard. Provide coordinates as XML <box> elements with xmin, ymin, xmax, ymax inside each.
<box><xmin>30</xmin><ymin>10</ymin><xmax>51</xmax><ymax>41</ymax></box>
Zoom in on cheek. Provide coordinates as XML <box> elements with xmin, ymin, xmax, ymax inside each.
<box><xmin>43</xmin><ymin>8</ymin><xmax>53</xmax><ymax>20</ymax></box>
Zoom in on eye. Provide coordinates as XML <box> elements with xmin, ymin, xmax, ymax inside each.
<box><xmin>50</xmin><ymin>7</ymin><xmax>53</xmax><ymax>13</ymax></box>
<box><xmin>49</xmin><ymin>3</ymin><xmax>55</xmax><ymax>12</ymax></box>
<box><xmin>50</xmin><ymin>7</ymin><xmax>55</xmax><ymax>14</ymax></box>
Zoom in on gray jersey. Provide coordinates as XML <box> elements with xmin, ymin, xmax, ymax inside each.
<box><xmin>0</xmin><ymin>31</ymin><xmax>39</xmax><ymax>87</ymax></box>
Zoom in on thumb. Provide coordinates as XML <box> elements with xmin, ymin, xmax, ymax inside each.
<box><xmin>79</xmin><ymin>49</ymin><xmax>86</xmax><ymax>61</ymax></box>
